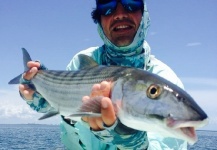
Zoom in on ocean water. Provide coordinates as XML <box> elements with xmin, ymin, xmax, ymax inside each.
<box><xmin>0</xmin><ymin>124</ymin><xmax>65</xmax><ymax>150</ymax></box>
<box><xmin>188</xmin><ymin>130</ymin><xmax>217</xmax><ymax>150</ymax></box>
<box><xmin>0</xmin><ymin>124</ymin><xmax>216</xmax><ymax>150</ymax></box>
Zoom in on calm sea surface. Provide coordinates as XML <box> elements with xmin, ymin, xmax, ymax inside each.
<box><xmin>0</xmin><ymin>124</ymin><xmax>216</xmax><ymax>150</ymax></box>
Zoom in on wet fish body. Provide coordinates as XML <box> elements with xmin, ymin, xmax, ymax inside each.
<box><xmin>9</xmin><ymin>48</ymin><xmax>208</xmax><ymax>144</ymax></box>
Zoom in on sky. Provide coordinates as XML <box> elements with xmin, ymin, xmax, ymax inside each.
<box><xmin>0</xmin><ymin>1</ymin><xmax>217</xmax><ymax>131</ymax></box>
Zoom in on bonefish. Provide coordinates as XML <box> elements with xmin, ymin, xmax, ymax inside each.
<box><xmin>9</xmin><ymin>48</ymin><xmax>208</xmax><ymax>144</ymax></box>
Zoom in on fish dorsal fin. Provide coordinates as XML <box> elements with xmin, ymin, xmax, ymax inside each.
<box><xmin>77</xmin><ymin>54</ymin><xmax>98</xmax><ymax>69</ymax></box>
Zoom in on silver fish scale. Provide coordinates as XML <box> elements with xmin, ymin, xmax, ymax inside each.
<box><xmin>30</xmin><ymin>66</ymin><xmax>130</xmax><ymax>115</ymax></box>
<box><xmin>36</xmin><ymin>66</ymin><xmax>127</xmax><ymax>85</ymax></box>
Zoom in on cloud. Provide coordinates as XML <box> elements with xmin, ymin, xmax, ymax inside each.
<box><xmin>186</xmin><ymin>42</ymin><xmax>202</xmax><ymax>47</ymax></box>
<box><xmin>0</xmin><ymin>104</ymin><xmax>35</xmax><ymax>119</ymax></box>
<box><xmin>0</xmin><ymin>86</ymin><xmax>60</xmax><ymax>124</ymax></box>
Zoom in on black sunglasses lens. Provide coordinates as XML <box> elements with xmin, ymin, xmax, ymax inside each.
<box><xmin>97</xmin><ymin>0</ymin><xmax>143</xmax><ymax>16</ymax></box>
<box><xmin>97</xmin><ymin>0</ymin><xmax>117</xmax><ymax>16</ymax></box>
<box><xmin>122</xmin><ymin>0</ymin><xmax>143</xmax><ymax>12</ymax></box>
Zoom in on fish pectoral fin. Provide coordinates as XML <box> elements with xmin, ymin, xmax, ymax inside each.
<box><xmin>38</xmin><ymin>110</ymin><xmax>59</xmax><ymax>120</ymax></box>
<box><xmin>79</xmin><ymin>96</ymin><xmax>103</xmax><ymax>113</ymax></box>
<box><xmin>65</xmin><ymin>96</ymin><xmax>103</xmax><ymax>119</ymax></box>
<box><xmin>65</xmin><ymin>112</ymin><xmax>101</xmax><ymax>119</ymax></box>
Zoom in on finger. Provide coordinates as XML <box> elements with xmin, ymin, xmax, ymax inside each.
<box><xmin>22</xmin><ymin>61</ymin><xmax>40</xmax><ymax>80</ymax></box>
<box><xmin>83</xmin><ymin>117</ymin><xmax>104</xmax><ymax>130</ymax></box>
<box><xmin>90</xmin><ymin>84</ymin><xmax>100</xmax><ymax>97</ymax></box>
<box><xmin>88</xmin><ymin>117</ymin><xmax>103</xmax><ymax>131</ymax></box>
<box><xmin>19</xmin><ymin>84</ymin><xmax>35</xmax><ymax>100</ymax></box>
<box><xmin>90</xmin><ymin>81</ymin><xmax>111</xmax><ymax>97</ymax></box>
<box><xmin>99</xmin><ymin>81</ymin><xmax>111</xmax><ymax>97</ymax></box>
<box><xmin>23</xmin><ymin>67</ymin><xmax>38</xmax><ymax>80</ymax></box>
<box><xmin>82</xmin><ymin>96</ymin><xmax>90</xmax><ymax>103</ymax></box>
<box><xmin>101</xmin><ymin>97</ymin><xmax>116</xmax><ymax>127</ymax></box>
<box><xmin>82</xmin><ymin>116</ymin><xmax>88</xmax><ymax>122</ymax></box>
<box><xmin>87</xmin><ymin>117</ymin><xmax>99</xmax><ymax>130</ymax></box>
<box><xmin>95</xmin><ymin>117</ymin><xmax>104</xmax><ymax>130</ymax></box>
<box><xmin>27</xmin><ymin>61</ymin><xmax>41</xmax><ymax>68</ymax></box>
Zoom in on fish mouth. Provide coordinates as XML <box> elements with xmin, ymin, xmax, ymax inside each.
<box><xmin>166</xmin><ymin>117</ymin><xmax>208</xmax><ymax>144</ymax></box>
<box><xmin>180</xmin><ymin>127</ymin><xmax>196</xmax><ymax>141</ymax></box>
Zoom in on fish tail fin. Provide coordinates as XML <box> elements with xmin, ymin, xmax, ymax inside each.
<box><xmin>8</xmin><ymin>74</ymin><xmax>23</xmax><ymax>84</ymax></box>
<box><xmin>22</xmin><ymin>48</ymin><xmax>32</xmax><ymax>72</ymax></box>
<box><xmin>8</xmin><ymin>48</ymin><xmax>32</xmax><ymax>84</ymax></box>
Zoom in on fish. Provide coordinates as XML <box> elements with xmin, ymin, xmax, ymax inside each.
<box><xmin>9</xmin><ymin>48</ymin><xmax>208</xmax><ymax>144</ymax></box>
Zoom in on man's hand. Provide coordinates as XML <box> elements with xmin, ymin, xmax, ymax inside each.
<box><xmin>82</xmin><ymin>81</ymin><xmax>116</xmax><ymax>131</ymax></box>
<box><xmin>19</xmin><ymin>61</ymin><xmax>40</xmax><ymax>100</ymax></box>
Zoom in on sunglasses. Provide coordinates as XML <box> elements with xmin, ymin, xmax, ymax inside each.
<box><xmin>97</xmin><ymin>0</ymin><xmax>144</xmax><ymax>16</ymax></box>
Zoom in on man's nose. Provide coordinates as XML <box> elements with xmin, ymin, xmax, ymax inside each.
<box><xmin>113</xmin><ymin>3</ymin><xmax>129</xmax><ymax>20</ymax></box>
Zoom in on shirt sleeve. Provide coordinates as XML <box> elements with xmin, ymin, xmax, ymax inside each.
<box><xmin>147</xmin><ymin>132</ymin><xmax>188</xmax><ymax>150</ymax></box>
<box><xmin>92</xmin><ymin>119</ymin><xmax>149</xmax><ymax>150</ymax></box>
<box><xmin>26</xmin><ymin>92</ymin><xmax>51</xmax><ymax>113</ymax></box>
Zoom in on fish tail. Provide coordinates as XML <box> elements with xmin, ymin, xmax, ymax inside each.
<box><xmin>8</xmin><ymin>48</ymin><xmax>32</xmax><ymax>84</ymax></box>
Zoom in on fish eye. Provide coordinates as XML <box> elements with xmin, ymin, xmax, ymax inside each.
<box><xmin>147</xmin><ymin>84</ymin><xmax>162</xmax><ymax>99</ymax></box>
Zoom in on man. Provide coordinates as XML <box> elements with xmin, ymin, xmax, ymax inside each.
<box><xmin>19</xmin><ymin>0</ymin><xmax>188</xmax><ymax>149</ymax></box>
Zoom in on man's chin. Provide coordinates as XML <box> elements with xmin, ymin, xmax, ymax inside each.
<box><xmin>112</xmin><ymin>38</ymin><xmax>133</xmax><ymax>47</ymax></box>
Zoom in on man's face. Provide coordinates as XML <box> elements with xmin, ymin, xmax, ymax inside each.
<box><xmin>100</xmin><ymin>3</ymin><xmax>142</xmax><ymax>47</ymax></box>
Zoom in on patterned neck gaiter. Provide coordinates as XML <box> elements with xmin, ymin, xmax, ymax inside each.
<box><xmin>98</xmin><ymin>4</ymin><xmax>151</xmax><ymax>69</ymax></box>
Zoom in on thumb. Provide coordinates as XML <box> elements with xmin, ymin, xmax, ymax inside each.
<box><xmin>101</xmin><ymin>97</ymin><xmax>116</xmax><ymax>127</ymax></box>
